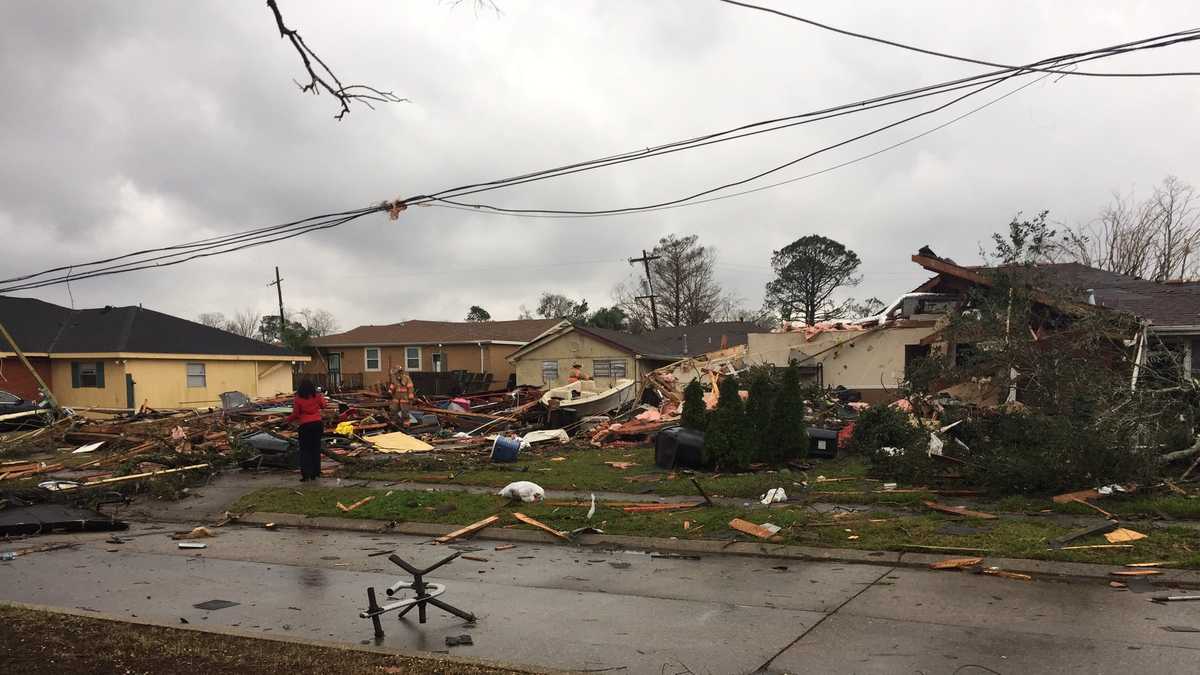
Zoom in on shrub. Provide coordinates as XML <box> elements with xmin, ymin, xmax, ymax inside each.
<box><xmin>704</xmin><ymin>376</ymin><xmax>751</xmax><ymax>471</ymax></box>
<box><xmin>744</xmin><ymin>372</ymin><xmax>776</xmax><ymax>462</ymax></box>
<box><xmin>765</xmin><ymin>364</ymin><xmax>807</xmax><ymax>462</ymax></box>
<box><xmin>852</xmin><ymin>404</ymin><xmax>932</xmax><ymax>482</ymax></box>
<box><xmin>680</xmin><ymin>378</ymin><xmax>707</xmax><ymax>431</ymax></box>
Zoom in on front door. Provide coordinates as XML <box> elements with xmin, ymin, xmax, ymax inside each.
<box><xmin>328</xmin><ymin>352</ymin><xmax>342</xmax><ymax>387</ymax></box>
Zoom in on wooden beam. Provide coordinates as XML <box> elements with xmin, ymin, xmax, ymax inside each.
<box><xmin>729</xmin><ymin>518</ymin><xmax>778</xmax><ymax>539</ymax></box>
<box><xmin>60</xmin><ymin>463</ymin><xmax>210</xmax><ymax>490</ymax></box>
<box><xmin>433</xmin><ymin>515</ymin><xmax>501</xmax><ymax>544</ymax></box>
<box><xmin>513</xmin><ymin>512</ymin><xmax>569</xmax><ymax>541</ymax></box>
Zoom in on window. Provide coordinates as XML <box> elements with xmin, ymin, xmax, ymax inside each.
<box><xmin>593</xmin><ymin>359</ymin><xmax>627</xmax><ymax>378</ymax></box>
<box><xmin>186</xmin><ymin>363</ymin><xmax>206</xmax><ymax>388</ymax></box>
<box><xmin>405</xmin><ymin>346</ymin><xmax>421</xmax><ymax>371</ymax></box>
<box><xmin>541</xmin><ymin>360</ymin><xmax>559</xmax><ymax>382</ymax></box>
<box><xmin>904</xmin><ymin>344</ymin><xmax>931</xmax><ymax>377</ymax></box>
<box><xmin>71</xmin><ymin>362</ymin><xmax>105</xmax><ymax>388</ymax></box>
<box><xmin>364</xmin><ymin>348</ymin><xmax>381</xmax><ymax>371</ymax></box>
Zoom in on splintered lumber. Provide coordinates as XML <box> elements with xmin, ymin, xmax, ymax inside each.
<box><xmin>1070</xmin><ymin>498</ymin><xmax>1114</xmax><ymax>519</ymax></box>
<box><xmin>513</xmin><ymin>512</ymin><xmax>570</xmax><ymax>541</ymax></box>
<box><xmin>336</xmin><ymin>496</ymin><xmax>375</xmax><ymax>512</ymax></box>
<box><xmin>1104</xmin><ymin>528</ymin><xmax>1147</xmax><ymax>543</ymax></box>
<box><xmin>729</xmin><ymin>518</ymin><xmax>778</xmax><ymax>540</ymax></box>
<box><xmin>981</xmin><ymin>569</ymin><xmax>1032</xmax><ymax>581</ymax></box>
<box><xmin>1047</xmin><ymin>520</ymin><xmax>1119</xmax><ymax>549</ymax></box>
<box><xmin>413</xmin><ymin>406</ymin><xmax>517</xmax><ymax>422</ymax></box>
<box><xmin>1056</xmin><ymin>544</ymin><xmax>1134</xmax><ymax>551</ymax></box>
<box><xmin>0</xmin><ymin>462</ymin><xmax>64</xmax><ymax>481</ymax></box>
<box><xmin>59</xmin><ymin>463</ymin><xmax>210</xmax><ymax>490</ymax></box>
<box><xmin>433</xmin><ymin>515</ymin><xmax>501</xmax><ymax>544</ymax></box>
<box><xmin>1110</xmin><ymin>569</ymin><xmax>1164</xmax><ymax>577</ymax></box>
<box><xmin>930</xmin><ymin>557</ymin><xmax>984</xmax><ymax>570</ymax></box>
<box><xmin>1053</xmin><ymin>488</ymin><xmax>1102</xmax><ymax>504</ymax></box>
<box><xmin>1126</xmin><ymin>561</ymin><xmax>1175</xmax><ymax>568</ymax></box>
<box><xmin>922</xmin><ymin>501</ymin><xmax>998</xmax><ymax>520</ymax></box>
<box><xmin>622</xmin><ymin>502</ymin><xmax>705</xmax><ymax>513</ymax></box>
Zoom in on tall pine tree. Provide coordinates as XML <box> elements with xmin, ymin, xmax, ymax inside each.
<box><xmin>681</xmin><ymin>378</ymin><xmax>707</xmax><ymax>431</ymax></box>
<box><xmin>765</xmin><ymin>364</ymin><xmax>807</xmax><ymax>461</ymax></box>
<box><xmin>704</xmin><ymin>376</ymin><xmax>751</xmax><ymax>471</ymax></box>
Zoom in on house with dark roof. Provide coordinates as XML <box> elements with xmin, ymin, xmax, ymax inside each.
<box><xmin>303</xmin><ymin>318</ymin><xmax>560</xmax><ymax>389</ymax></box>
<box><xmin>506</xmin><ymin>320</ymin><xmax>770</xmax><ymax>388</ymax></box>
<box><xmin>0</xmin><ymin>296</ymin><xmax>305</xmax><ymax>409</ymax></box>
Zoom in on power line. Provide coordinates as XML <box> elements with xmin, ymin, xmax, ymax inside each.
<box><xmin>3</xmin><ymin>28</ymin><xmax>1198</xmax><ymax>293</ymax></box>
<box><xmin>718</xmin><ymin>0</ymin><xmax>1200</xmax><ymax>78</ymax></box>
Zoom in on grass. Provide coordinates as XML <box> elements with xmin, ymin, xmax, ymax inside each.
<box><xmin>344</xmin><ymin>445</ymin><xmax>924</xmax><ymax>504</ymax></box>
<box><xmin>231</xmin><ymin>486</ymin><xmax>1200</xmax><ymax>568</ymax></box>
<box><xmin>0</xmin><ymin>604</ymin><xmax>530</xmax><ymax>675</ymax></box>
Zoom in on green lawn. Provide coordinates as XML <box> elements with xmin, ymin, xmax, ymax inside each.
<box><xmin>231</xmin><ymin>486</ymin><xmax>1200</xmax><ymax>568</ymax></box>
<box><xmin>344</xmin><ymin>445</ymin><xmax>932</xmax><ymax>504</ymax></box>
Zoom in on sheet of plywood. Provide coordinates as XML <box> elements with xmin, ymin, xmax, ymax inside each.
<box><xmin>367</xmin><ymin>431</ymin><xmax>434</xmax><ymax>453</ymax></box>
<box><xmin>1105</xmin><ymin>528</ymin><xmax>1147</xmax><ymax>543</ymax></box>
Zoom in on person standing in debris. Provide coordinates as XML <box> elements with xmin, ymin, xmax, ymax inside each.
<box><xmin>287</xmin><ymin>379</ymin><xmax>327</xmax><ymax>482</ymax></box>
<box><xmin>389</xmin><ymin>365</ymin><xmax>416</xmax><ymax>426</ymax></box>
<box><xmin>567</xmin><ymin>363</ymin><xmax>591</xmax><ymax>383</ymax></box>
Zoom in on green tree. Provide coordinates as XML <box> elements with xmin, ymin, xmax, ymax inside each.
<box><xmin>704</xmin><ymin>376</ymin><xmax>750</xmax><ymax>471</ymax></box>
<box><xmin>258</xmin><ymin>315</ymin><xmax>313</xmax><ymax>352</ymax></box>
<box><xmin>764</xmin><ymin>364</ymin><xmax>807</xmax><ymax>462</ymax></box>
<box><xmin>764</xmin><ymin>235</ymin><xmax>862</xmax><ymax>325</ymax></box>
<box><xmin>680</xmin><ymin>378</ymin><xmax>707</xmax><ymax>431</ymax></box>
<box><xmin>586</xmin><ymin>306</ymin><xmax>628</xmax><ymax>330</ymax></box>
<box><xmin>744</xmin><ymin>372</ymin><xmax>776</xmax><ymax>462</ymax></box>
<box><xmin>465</xmin><ymin>305</ymin><xmax>492</xmax><ymax>322</ymax></box>
<box><xmin>535</xmin><ymin>292</ymin><xmax>589</xmax><ymax>322</ymax></box>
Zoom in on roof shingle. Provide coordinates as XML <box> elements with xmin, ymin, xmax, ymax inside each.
<box><xmin>310</xmin><ymin>319</ymin><xmax>561</xmax><ymax>347</ymax></box>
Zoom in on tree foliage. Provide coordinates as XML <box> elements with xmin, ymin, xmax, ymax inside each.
<box><xmin>680</xmin><ymin>378</ymin><xmax>707</xmax><ymax>432</ymax></box>
<box><xmin>764</xmin><ymin>364</ymin><xmax>807</xmax><ymax>462</ymax></box>
<box><xmin>535</xmin><ymin>292</ymin><xmax>590</xmax><ymax>322</ymax></box>
<box><xmin>465</xmin><ymin>305</ymin><xmax>492</xmax><ymax>322</ymax></box>
<box><xmin>743</xmin><ymin>372</ymin><xmax>776</xmax><ymax>462</ymax></box>
<box><xmin>615</xmin><ymin>234</ymin><xmax>727</xmax><ymax>330</ymax></box>
<box><xmin>765</xmin><ymin>235</ymin><xmax>862</xmax><ymax>325</ymax></box>
<box><xmin>703</xmin><ymin>376</ymin><xmax>750</xmax><ymax>471</ymax></box>
<box><xmin>585</xmin><ymin>306</ymin><xmax>628</xmax><ymax>330</ymax></box>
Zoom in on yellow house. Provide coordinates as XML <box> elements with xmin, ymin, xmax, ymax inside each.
<box><xmin>0</xmin><ymin>297</ymin><xmax>306</xmax><ymax>410</ymax></box>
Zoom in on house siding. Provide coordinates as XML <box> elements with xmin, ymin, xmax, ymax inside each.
<box><xmin>511</xmin><ymin>332</ymin><xmax>639</xmax><ymax>388</ymax></box>
<box><xmin>306</xmin><ymin>343</ymin><xmax>522</xmax><ymax>387</ymax></box>
<box><xmin>50</xmin><ymin>359</ymin><xmax>127</xmax><ymax>408</ymax></box>
<box><xmin>49</xmin><ymin>358</ymin><xmax>296</xmax><ymax>410</ymax></box>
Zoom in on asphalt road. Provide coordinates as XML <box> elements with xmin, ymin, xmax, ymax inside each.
<box><xmin>3</xmin><ymin>522</ymin><xmax>1199</xmax><ymax>674</ymax></box>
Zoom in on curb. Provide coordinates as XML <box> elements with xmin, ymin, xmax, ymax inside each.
<box><xmin>1</xmin><ymin>601</ymin><xmax>562</xmax><ymax>674</ymax></box>
<box><xmin>236</xmin><ymin>512</ymin><xmax>1200</xmax><ymax>588</ymax></box>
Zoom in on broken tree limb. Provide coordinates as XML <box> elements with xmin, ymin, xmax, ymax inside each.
<box><xmin>922</xmin><ymin>501</ymin><xmax>998</xmax><ymax>520</ymax></box>
<box><xmin>1159</xmin><ymin>435</ymin><xmax>1200</xmax><ymax>465</ymax></box>
<box><xmin>513</xmin><ymin>512</ymin><xmax>569</xmax><ymax>541</ymax></box>
<box><xmin>691</xmin><ymin>477</ymin><xmax>713</xmax><ymax>506</ymax></box>
<box><xmin>433</xmin><ymin>515</ymin><xmax>501</xmax><ymax>544</ymax></box>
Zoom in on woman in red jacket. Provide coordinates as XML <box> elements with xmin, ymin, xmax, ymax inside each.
<box><xmin>287</xmin><ymin>379</ymin><xmax>327</xmax><ymax>482</ymax></box>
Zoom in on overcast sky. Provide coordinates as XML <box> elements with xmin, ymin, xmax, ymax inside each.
<box><xmin>3</xmin><ymin>1</ymin><xmax>1198</xmax><ymax>332</ymax></box>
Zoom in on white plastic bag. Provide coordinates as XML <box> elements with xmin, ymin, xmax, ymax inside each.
<box><xmin>498</xmin><ymin>481</ymin><xmax>545</xmax><ymax>503</ymax></box>
<box><xmin>760</xmin><ymin>487</ymin><xmax>787</xmax><ymax>505</ymax></box>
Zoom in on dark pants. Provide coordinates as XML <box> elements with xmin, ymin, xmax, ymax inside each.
<box><xmin>298</xmin><ymin>421</ymin><xmax>323</xmax><ymax>480</ymax></box>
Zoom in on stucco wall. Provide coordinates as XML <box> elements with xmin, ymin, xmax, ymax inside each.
<box><xmin>50</xmin><ymin>359</ymin><xmax>127</xmax><ymax>408</ymax></box>
<box><xmin>512</xmin><ymin>332</ymin><xmax>637</xmax><ymax>388</ymax></box>
<box><xmin>748</xmin><ymin>324</ymin><xmax>940</xmax><ymax>399</ymax></box>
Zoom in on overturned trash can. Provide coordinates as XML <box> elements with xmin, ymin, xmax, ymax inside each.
<box><xmin>655</xmin><ymin>426</ymin><xmax>706</xmax><ymax>469</ymax></box>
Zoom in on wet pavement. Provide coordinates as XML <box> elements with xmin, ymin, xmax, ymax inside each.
<box><xmin>4</xmin><ymin>522</ymin><xmax>1200</xmax><ymax>674</ymax></box>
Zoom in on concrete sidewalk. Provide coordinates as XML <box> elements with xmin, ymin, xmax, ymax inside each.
<box><xmin>4</xmin><ymin>523</ymin><xmax>1200</xmax><ymax>674</ymax></box>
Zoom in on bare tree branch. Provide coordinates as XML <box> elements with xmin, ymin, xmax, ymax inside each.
<box><xmin>266</xmin><ymin>0</ymin><xmax>408</xmax><ymax>120</ymax></box>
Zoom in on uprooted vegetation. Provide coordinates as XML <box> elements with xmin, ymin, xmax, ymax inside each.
<box><xmin>852</xmin><ymin>263</ymin><xmax>1200</xmax><ymax>495</ymax></box>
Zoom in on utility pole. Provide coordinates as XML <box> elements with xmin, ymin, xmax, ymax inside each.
<box><xmin>629</xmin><ymin>249</ymin><xmax>662</xmax><ymax>330</ymax></box>
<box><xmin>268</xmin><ymin>266</ymin><xmax>286</xmax><ymax>343</ymax></box>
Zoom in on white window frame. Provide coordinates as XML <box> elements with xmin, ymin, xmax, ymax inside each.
<box><xmin>541</xmin><ymin>360</ymin><xmax>559</xmax><ymax>382</ymax></box>
<box><xmin>186</xmin><ymin>362</ymin><xmax>207</xmax><ymax>388</ymax></box>
<box><xmin>405</xmin><ymin>346</ymin><xmax>421</xmax><ymax>371</ymax></box>
<box><xmin>364</xmin><ymin>347</ymin><xmax>381</xmax><ymax>372</ymax></box>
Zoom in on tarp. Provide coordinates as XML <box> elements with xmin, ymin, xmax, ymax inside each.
<box><xmin>367</xmin><ymin>431</ymin><xmax>434</xmax><ymax>453</ymax></box>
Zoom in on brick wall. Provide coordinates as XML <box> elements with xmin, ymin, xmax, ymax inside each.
<box><xmin>0</xmin><ymin>356</ymin><xmax>53</xmax><ymax>401</ymax></box>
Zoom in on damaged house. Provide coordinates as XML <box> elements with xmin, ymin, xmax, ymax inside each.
<box><xmin>748</xmin><ymin>250</ymin><xmax>1200</xmax><ymax>403</ymax></box>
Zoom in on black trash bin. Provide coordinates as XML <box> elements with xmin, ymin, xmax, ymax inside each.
<box><xmin>655</xmin><ymin>426</ymin><xmax>707</xmax><ymax>469</ymax></box>
<box><xmin>806</xmin><ymin>427</ymin><xmax>839</xmax><ymax>459</ymax></box>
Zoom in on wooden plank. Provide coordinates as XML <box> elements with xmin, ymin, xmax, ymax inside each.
<box><xmin>1126</xmin><ymin>561</ymin><xmax>1174</xmax><ymax>568</ymax></box>
<box><xmin>335</xmin><ymin>496</ymin><xmax>375</xmax><ymax>512</ymax></box>
<box><xmin>1105</xmin><ymin>528</ymin><xmax>1147</xmax><ymax>543</ymax></box>
<box><xmin>1053</xmin><ymin>488</ymin><xmax>1102</xmax><ymax>504</ymax></box>
<box><xmin>929</xmin><ymin>557</ymin><xmax>983</xmax><ymax>570</ymax></box>
<box><xmin>1071</xmin><ymin>498</ymin><xmax>1114</xmax><ymax>519</ymax></box>
<box><xmin>1110</xmin><ymin>569</ymin><xmax>1164</xmax><ymax>577</ymax></box>
<box><xmin>433</xmin><ymin>515</ymin><xmax>501</xmax><ymax>544</ymax></box>
<box><xmin>513</xmin><ymin>512</ymin><xmax>570</xmax><ymax>541</ymax></box>
<box><xmin>729</xmin><ymin>518</ymin><xmax>778</xmax><ymax>540</ymax></box>
<box><xmin>60</xmin><ymin>463</ymin><xmax>210</xmax><ymax>489</ymax></box>
<box><xmin>923</xmin><ymin>501</ymin><xmax>998</xmax><ymax>519</ymax></box>
<box><xmin>982</xmin><ymin>569</ymin><xmax>1032</xmax><ymax>581</ymax></box>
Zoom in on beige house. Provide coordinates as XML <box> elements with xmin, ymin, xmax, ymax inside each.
<box><xmin>305</xmin><ymin>319</ymin><xmax>559</xmax><ymax>389</ymax></box>
<box><xmin>0</xmin><ymin>297</ymin><xmax>305</xmax><ymax>409</ymax></box>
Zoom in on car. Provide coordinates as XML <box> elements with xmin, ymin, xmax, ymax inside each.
<box><xmin>0</xmin><ymin>389</ymin><xmax>49</xmax><ymax>430</ymax></box>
